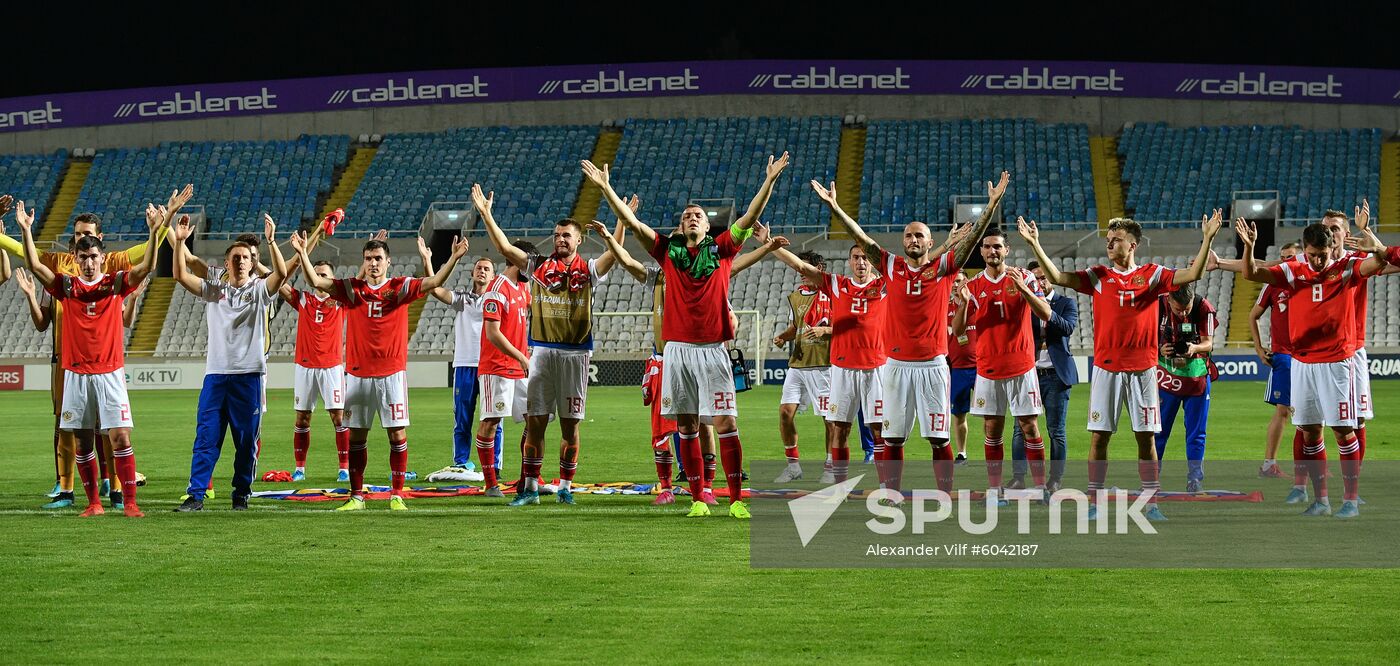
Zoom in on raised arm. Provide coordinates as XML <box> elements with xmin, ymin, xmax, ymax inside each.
<box><xmin>732</xmin><ymin>223</ymin><xmax>787</xmax><ymax>275</ymax></box>
<box><xmin>1237</xmin><ymin>219</ymin><xmax>1285</xmax><ymax>286</ymax></box>
<box><xmin>592</xmin><ymin>196</ymin><xmax>641</xmax><ymax>277</ymax></box>
<box><xmin>0</xmin><ymin>219</ymin><xmax>9</xmax><ymax>285</ymax></box>
<box><xmin>168</xmin><ymin>214</ymin><xmax>205</xmax><ymax>295</ymax></box>
<box><xmin>1017</xmin><ymin>216</ymin><xmax>1081</xmax><ymax>291</ymax></box>
<box><xmin>13</xmin><ymin>268</ymin><xmax>50</xmax><ymax>331</ymax></box>
<box><xmin>127</xmin><ymin>204</ymin><xmax>166</xmax><ymax>284</ymax></box>
<box><xmin>472</xmin><ymin>184</ymin><xmax>529</xmax><ymax>269</ymax></box>
<box><xmin>1341</xmin><ymin>222</ymin><xmax>1393</xmax><ymax>278</ymax></box>
<box><xmin>811</xmin><ymin>180</ymin><xmax>883</xmax><ymax>262</ymax></box>
<box><xmin>586</xmin><ymin>219</ymin><xmax>648</xmax><ymax>283</ymax></box>
<box><xmin>733</xmin><ymin>152</ymin><xmax>790</xmax><ymax>232</ymax></box>
<box><xmin>421</xmin><ymin>235</ymin><xmax>469</xmax><ymax>292</ymax></box>
<box><xmin>582</xmin><ymin>160</ymin><xmax>659</xmax><ymax>252</ymax></box>
<box><xmin>260</xmin><ymin>214</ymin><xmax>290</xmax><ymax>294</ymax></box>
<box><xmin>770</xmin><ymin>246</ymin><xmax>824</xmax><ymax>285</ymax></box>
<box><xmin>1172</xmin><ymin>209</ymin><xmax>1224</xmax><ymax>286</ymax></box>
<box><xmin>417</xmin><ymin>236</ymin><xmax>454</xmax><ymax>304</ymax></box>
<box><xmin>13</xmin><ymin>202</ymin><xmax>55</xmax><ymax>287</ymax></box>
<box><xmin>952</xmin><ymin>172</ymin><xmax>1012</xmax><ymax>268</ymax></box>
<box><xmin>0</xmin><ymin>194</ymin><xmax>24</xmax><ymax>259</ymax></box>
<box><xmin>289</xmin><ymin>231</ymin><xmax>336</xmax><ymax>293</ymax></box>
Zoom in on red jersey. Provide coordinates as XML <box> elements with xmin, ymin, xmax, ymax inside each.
<box><xmin>47</xmin><ymin>272</ymin><xmax>139</xmax><ymax>374</ymax></box>
<box><xmin>329</xmin><ymin>276</ymin><xmax>425</xmax><ymax>378</ymax></box>
<box><xmin>291</xmin><ymin>289</ymin><xmax>344</xmax><ymax>369</ymax></box>
<box><xmin>965</xmin><ymin>270</ymin><xmax>1041</xmax><ymax>379</ymax></box>
<box><xmin>479</xmin><ymin>275</ymin><xmax>532</xmax><ymax>379</ymax></box>
<box><xmin>799</xmin><ymin>286</ymin><xmax>832</xmax><ymax>328</ymax></box>
<box><xmin>1267</xmin><ymin>257</ymin><xmax>1367</xmax><ymax>363</ymax></box>
<box><xmin>1072</xmin><ymin>263</ymin><xmax>1177</xmax><ymax>372</ymax></box>
<box><xmin>1255</xmin><ymin>284</ymin><xmax>1292</xmax><ymax>355</ymax></box>
<box><xmin>648</xmin><ymin>230</ymin><xmax>742</xmax><ymax>345</ymax></box>
<box><xmin>946</xmin><ymin>299</ymin><xmax>978</xmax><ymax>369</ymax></box>
<box><xmin>878</xmin><ymin>249</ymin><xmax>958</xmax><ymax>361</ymax></box>
<box><xmin>1346</xmin><ymin>250</ymin><xmax>1370</xmax><ymax>351</ymax></box>
<box><xmin>820</xmin><ymin>273</ymin><xmax>888</xmax><ymax>370</ymax></box>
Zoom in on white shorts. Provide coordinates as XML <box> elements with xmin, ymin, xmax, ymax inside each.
<box><xmin>879</xmin><ymin>358</ymin><xmax>951</xmax><ymax>440</ymax></box>
<box><xmin>480</xmin><ymin>374</ymin><xmax>528</xmax><ymax>423</ymax></box>
<box><xmin>1351</xmin><ymin>348</ymin><xmax>1373</xmax><ymax>420</ymax></box>
<box><xmin>660</xmin><ymin>342</ymin><xmax>737</xmax><ymax>421</ymax></box>
<box><xmin>1292</xmin><ymin>359</ymin><xmax>1359</xmax><ymax>428</ymax></box>
<box><xmin>971</xmin><ymin>368</ymin><xmax>1044</xmax><ymax>418</ymax></box>
<box><xmin>60</xmin><ymin>369</ymin><xmax>133</xmax><ymax>431</ymax></box>
<box><xmin>826</xmin><ymin>366</ymin><xmax>883</xmax><ymax>425</ymax></box>
<box><xmin>781</xmin><ymin>366</ymin><xmax>831</xmax><ymax>415</ymax></box>
<box><xmin>344</xmin><ymin>371</ymin><xmax>409</xmax><ymax>429</ymax></box>
<box><xmin>294</xmin><ymin>365</ymin><xmax>346</xmax><ymax>412</ymax></box>
<box><xmin>1087</xmin><ymin>366</ymin><xmax>1160</xmax><ymax>433</ymax></box>
<box><xmin>527</xmin><ymin>346</ymin><xmax>590</xmax><ymax>420</ymax></box>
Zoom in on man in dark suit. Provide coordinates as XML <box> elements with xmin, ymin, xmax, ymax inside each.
<box><xmin>1010</xmin><ymin>260</ymin><xmax>1078</xmax><ymax>492</ymax></box>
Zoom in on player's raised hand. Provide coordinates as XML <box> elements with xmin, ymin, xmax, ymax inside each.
<box><xmin>625</xmin><ymin>194</ymin><xmax>642</xmax><ymax>214</ymax></box>
<box><xmin>1234</xmin><ymin>217</ymin><xmax>1256</xmax><ymax>246</ymax></box>
<box><xmin>1205</xmin><ymin>249</ymin><xmax>1221</xmax><ymax>272</ymax></box>
<box><xmin>289</xmin><ymin>230</ymin><xmax>307</xmax><ymax>253</ymax></box>
<box><xmin>987</xmin><ymin>171</ymin><xmax>1011</xmax><ymax>201</ymax></box>
<box><xmin>14</xmin><ymin>201</ymin><xmax>35</xmax><ymax>231</ymax></box>
<box><xmin>810</xmin><ymin>180</ymin><xmax>838</xmax><ymax>206</ymax></box>
<box><xmin>370</xmin><ymin>229</ymin><xmax>388</xmax><ymax>242</ymax></box>
<box><xmin>13</xmin><ymin>267</ymin><xmax>34</xmax><ymax>295</ymax></box>
<box><xmin>172</xmin><ymin>214</ymin><xmax>195</xmax><ymax>241</ymax></box>
<box><xmin>471</xmin><ymin>183</ymin><xmax>494</xmax><ymax>214</ymax></box>
<box><xmin>416</xmin><ymin>235</ymin><xmax>432</xmax><ymax>259</ymax></box>
<box><xmin>752</xmin><ymin>221</ymin><xmax>770</xmax><ymax>244</ymax></box>
<box><xmin>586</xmin><ymin>219</ymin><xmax>609</xmax><ymax>236</ymax></box>
<box><xmin>1017</xmin><ymin>216</ymin><xmax>1039</xmax><ymax>244</ymax></box>
<box><xmin>145</xmin><ymin>203</ymin><xmax>162</xmax><ymax>230</ymax></box>
<box><xmin>766</xmin><ymin>152</ymin><xmax>791</xmax><ymax>180</ymax></box>
<box><xmin>1344</xmin><ymin>227</ymin><xmax>1385</xmax><ymax>254</ymax></box>
<box><xmin>450</xmin><ymin>234</ymin><xmax>469</xmax><ymax>258</ymax></box>
<box><xmin>0</xmin><ymin>194</ymin><xmax>13</xmax><ymax>218</ymax></box>
<box><xmin>769</xmin><ymin>235</ymin><xmax>791</xmax><ymax>249</ymax></box>
<box><xmin>1202</xmin><ymin>208</ymin><xmax>1224</xmax><ymax>238</ymax></box>
<box><xmin>580</xmin><ymin>160</ymin><xmax>610</xmax><ymax>187</ymax></box>
<box><xmin>947</xmin><ymin>220</ymin><xmax>974</xmax><ymax>247</ymax></box>
<box><xmin>167</xmin><ymin>184</ymin><xmax>194</xmax><ymax>212</ymax></box>
<box><xmin>1356</xmin><ymin>198</ymin><xmax>1372</xmax><ymax>231</ymax></box>
<box><xmin>263</xmin><ymin>213</ymin><xmax>277</xmax><ymax>242</ymax></box>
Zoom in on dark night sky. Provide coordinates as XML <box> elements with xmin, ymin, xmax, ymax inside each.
<box><xmin>7</xmin><ymin>3</ymin><xmax>1394</xmax><ymax>98</ymax></box>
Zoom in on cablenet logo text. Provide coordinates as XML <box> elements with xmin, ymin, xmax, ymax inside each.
<box><xmin>325</xmin><ymin>77</ymin><xmax>489</xmax><ymax>105</ymax></box>
<box><xmin>961</xmin><ymin>67</ymin><xmax>1124</xmax><ymax>92</ymax></box>
<box><xmin>536</xmin><ymin>68</ymin><xmax>699</xmax><ymax>96</ymax></box>
<box><xmin>113</xmin><ymin>87</ymin><xmax>278</xmax><ymax>119</ymax></box>
<box><xmin>1175</xmin><ymin>72</ymin><xmax>1341</xmax><ymax>98</ymax></box>
<box><xmin>0</xmin><ymin>101</ymin><xmax>63</xmax><ymax>129</ymax></box>
<box><xmin>748</xmin><ymin>66</ymin><xmax>911</xmax><ymax>91</ymax></box>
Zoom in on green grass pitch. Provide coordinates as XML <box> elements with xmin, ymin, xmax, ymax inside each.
<box><xmin>1</xmin><ymin>381</ymin><xmax>1397</xmax><ymax>662</ymax></box>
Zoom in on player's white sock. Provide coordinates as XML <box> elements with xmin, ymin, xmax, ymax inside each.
<box><xmin>559</xmin><ymin>479</ymin><xmax>572</xmax><ymax>491</ymax></box>
<box><xmin>524</xmin><ymin>477</ymin><xmax>538</xmax><ymax>492</ymax></box>
<box><xmin>1264</xmin><ymin>459</ymin><xmax>1275</xmax><ymax>466</ymax></box>
<box><xmin>295</xmin><ymin>466</ymin><xmax>305</xmax><ymax>473</ymax></box>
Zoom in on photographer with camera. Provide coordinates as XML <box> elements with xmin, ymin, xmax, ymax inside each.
<box><xmin>1154</xmin><ymin>284</ymin><xmax>1219</xmax><ymax>492</ymax></box>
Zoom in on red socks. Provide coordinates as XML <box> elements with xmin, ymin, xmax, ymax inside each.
<box><xmin>653</xmin><ymin>439</ymin><xmax>674</xmax><ymax>488</ymax></box>
<box><xmin>477</xmin><ymin>436</ymin><xmax>498</xmax><ymax>488</ymax></box>
<box><xmin>348</xmin><ymin>441</ymin><xmax>368</xmax><ymax>496</ymax></box>
<box><xmin>334</xmin><ymin>426</ymin><xmax>350</xmax><ymax>470</ymax></box>
<box><xmin>984</xmin><ymin>437</ymin><xmax>1004</xmax><ymax>489</ymax></box>
<box><xmin>702</xmin><ymin>452</ymin><xmax>716</xmax><ymax>490</ymax></box>
<box><xmin>717</xmin><ymin>430</ymin><xmax>744</xmax><ymax>503</ymax></box>
<box><xmin>1292</xmin><ymin>429</ymin><xmax>1308</xmax><ymax>486</ymax></box>
<box><xmin>678</xmin><ymin>432</ymin><xmax>703</xmax><ymax>499</ymax></box>
<box><xmin>76</xmin><ymin>449</ymin><xmax>101</xmax><ymax>506</ymax></box>
<box><xmin>1137</xmin><ymin>458</ymin><xmax>1160</xmax><ymax>504</ymax></box>
<box><xmin>831</xmin><ymin>447</ymin><xmax>851</xmax><ymax>483</ymax></box>
<box><xmin>389</xmin><ymin>439</ymin><xmax>408</xmax><ymax>494</ymax></box>
<box><xmin>1024</xmin><ymin>436</ymin><xmax>1046</xmax><ymax>487</ymax></box>
<box><xmin>1339</xmin><ymin>432</ymin><xmax>1361</xmax><ymax>502</ymax></box>
<box><xmin>293</xmin><ymin>427</ymin><xmax>310</xmax><ymax>468</ymax></box>
<box><xmin>783</xmin><ymin>444</ymin><xmax>799</xmax><ymax>463</ymax></box>
<box><xmin>930</xmin><ymin>442</ymin><xmax>954</xmax><ymax>493</ymax></box>
<box><xmin>881</xmin><ymin>440</ymin><xmax>905</xmax><ymax>493</ymax></box>
<box><xmin>1301</xmin><ymin>434</ymin><xmax>1328</xmax><ymax>500</ymax></box>
<box><xmin>1087</xmin><ymin>459</ymin><xmax>1107</xmax><ymax>500</ymax></box>
<box><xmin>113</xmin><ymin>446</ymin><xmax>137</xmax><ymax>507</ymax></box>
<box><xmin>559</xmin><ymin>443</ymin><xmax>579</xmax><ymax>484</ymax></box>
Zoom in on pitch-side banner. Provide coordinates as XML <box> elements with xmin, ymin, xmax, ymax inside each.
<box><xmin>6</xmin><ymin>60</ymin><xmax>1400</xmax><ymax>133</ymax></box>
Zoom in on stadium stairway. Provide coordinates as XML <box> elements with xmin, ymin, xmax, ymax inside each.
<box><xmin>1380</xmin><ymin>139</ymin><xmax>1400</xmax><ymax>232</ymax></box>
<box><xmin>1089</xmin><ymin>136</ymin><xmax>1125</xmax><ymax>227</ymax></box>
<box><xmin>570</xmin><ymin>125</ymin><xmax>623</xmax><ymax>222</ymax></box>
<box><xmin>1226</xmin><ymin>272</ymin><xmax>1262</xmax><ymax>349</ymax></box>
<box><xmin>36</xmin><ymin>157</ymin><xmax>92</xmax><ymax>245</ymax></box>
<box><xmin>830</xmin><ymin>119</ymin><xmax>867</xmax><ymax>238</ymax></box>
<box><xmin>126</xmin><ymin>277</ymin><xmax>175</xmax><ymax>357</ymax></box>
<box><xmin>317</xmin><ymin>144</ymin><xmax>378</xmax><ymax>230</ymax></box>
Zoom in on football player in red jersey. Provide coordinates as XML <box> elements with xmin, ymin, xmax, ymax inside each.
<box><xmin>1022</xmin><ymin>211</ymin><xmax>1222</xmax><ymax>520</ymax></box>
